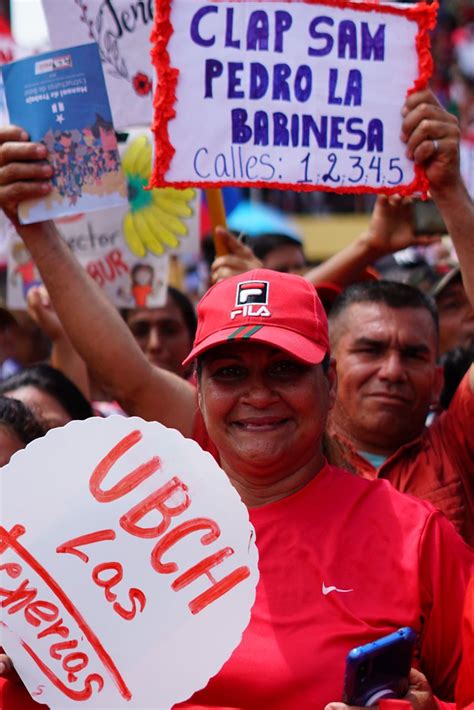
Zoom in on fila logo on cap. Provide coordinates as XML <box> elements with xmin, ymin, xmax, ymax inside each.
<box><xmin>231</xmin><ymin>280</ymin><xmax>271</xmax><ymax>320</ymax></box>
<box><xmin>236</xmin><ymin>281</ymin><xmax>269</xmax><ymax>305</ymax></box>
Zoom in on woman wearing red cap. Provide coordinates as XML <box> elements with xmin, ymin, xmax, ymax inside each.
<box><xmin>0</xmin><ymin>96</ymin><xmax>473</xmax><ymax>709</ymax></box>
<box><xmin>0</xmin><ymin>268</ymin><xmax>471</xmax><ymax>710</ymax></box>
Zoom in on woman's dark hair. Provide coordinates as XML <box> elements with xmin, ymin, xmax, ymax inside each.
<box><xmin>251</xmin><ymin>234</ymin><xmax>303</xmax><ymax>261</ymax></box>
<box><xmin>131</xmin><ymin>264</ymin><xmax>154</xmax><ymax>284</ymax></box>
<box><xmin>0</xmin><ymin>395</ymin><xmax>46</xmax><ymax>445</ymax></box>
<box><xmin>167</xmin><ymin>286</ymin><xmax>197</xmax><ymax>341</ymax></box>
<box><xmin>439</xmin><ymin>344</ymin><xmax>474</xmax><ymax>409</ymax></box>
<box><xmin>0</xmin><ymin>364</ymin><xmax>94</xmax><ymax>421</ymax></box>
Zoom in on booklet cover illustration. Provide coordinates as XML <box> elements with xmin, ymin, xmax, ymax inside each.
<box><xmin>2</xmin><ymin>43</ymin><xmax>128</xmax><ymax>224</ymax></box>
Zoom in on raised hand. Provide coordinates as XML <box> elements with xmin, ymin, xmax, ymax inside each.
<box><xmin>0</xmin><ymin>126</ymin><xmax>53</xmax><ymax>229</ymax></box>
<box><xmin>401</xmin><ymin>89</ymin><xmax>461</xmax><ymax>193</ymax></box>
<box><xmin>211</xmin><ymin>227</ymin><xmax>262</xmax><ymax>283</ymax></box>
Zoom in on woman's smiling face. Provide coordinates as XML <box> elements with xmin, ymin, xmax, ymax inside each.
<box><xmin>198</xmin><ymin>341</ymin><xmax>336</xmax><ymax>491</ymax></box>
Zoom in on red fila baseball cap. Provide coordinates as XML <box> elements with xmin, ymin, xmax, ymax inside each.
<box><xmin>183</xmin><ymin>269</ymin><xmax>330</xmax><ymax>366</ymax></box>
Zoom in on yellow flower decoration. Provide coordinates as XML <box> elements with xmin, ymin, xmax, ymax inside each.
<box><xmin>121</xmin><ymin>135</ymin><xmax>196</xmax><ymax>257</ymax></box>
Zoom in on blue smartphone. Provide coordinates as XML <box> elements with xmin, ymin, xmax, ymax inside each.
<box><xmin>342</xmin><ymin>627</ymin><xmax>418</xmax><ymax>707</ymax></box>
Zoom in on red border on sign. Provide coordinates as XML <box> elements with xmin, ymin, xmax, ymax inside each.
<box><xmin>150</xmin><ymin>0</ymin><xmax>438</xmax><ymax>196</ymax></box>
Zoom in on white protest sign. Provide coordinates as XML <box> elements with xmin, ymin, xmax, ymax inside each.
<box><xmin>0</xmin><ymin>416</ymin><xmax>259</xmax><ymax>708</ymax></box>
<box><xmin>0</xmin><ymin>34</ymin><xmax>15</xmax><ymax>66</ymax></box>
<box><xmin>6</xmin><ymin>132</ymin><xmax>201</xmax><ymax>309</ymax></box>
<box><xmin>0</xmin><ymin>23</ymin><xmax>32</xmax><ymax>66</ymax></box>
<box><xmin>41</xmin><ymin>0</ymin><xmax>155</xmax><ymax>129</ymax></box>
<box><xmin>150</xmin><ymin>0</ymin><xmax>437</xmax><ymax>196</ymax></box>
<box><xmin>0</xmin><ymin>32</ymin><xmax>33</xmax><ymax>128</ymax></box>
<box><xmin>0</xmin><ymin>210</ymin><xmax>11</xmax><ymax>268</ymax></box>
<box><xmin>6</xmin><ymin>218</ymin><xmax>169</xmax><ymax>310</ymax></box>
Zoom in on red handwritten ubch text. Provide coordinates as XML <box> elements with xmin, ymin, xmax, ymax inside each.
<box><xmin>63</xmin><ymin>429</ymin><xmax>251</xmax><ymax>615</ymax></box>
<box><xmin>0</xmin><ymin>428</ymin><xmax>251</xmax><ymax>703</ymax></box>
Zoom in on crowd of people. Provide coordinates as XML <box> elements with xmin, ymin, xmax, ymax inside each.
<box><xmin>0</xmin><ymin>56</ymin><xmax>473</xmax><ymax>710</ymax></box>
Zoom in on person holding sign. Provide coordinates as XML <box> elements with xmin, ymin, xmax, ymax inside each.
<box><xmin>0</xmin><ymin>90</ymin><xmax>473</xmax><ymax>708</ymax></box>
<box><xmin>0</xmin><ymin>277</ymin><xmax>472</xmax><ymax>708</ymax></box>
<box><xmin>210</xmin><ymin>92</ymin><xmax>474</xmax><ymax>547</ymax></box>
<box><xmin>0</xmin><ymin>90</ymin><xmax>459</xmax><ymax>438</ymax></box>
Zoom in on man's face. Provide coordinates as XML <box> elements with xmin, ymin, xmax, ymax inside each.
<box><xmin>329</xmin><ymin>302</ymin><xmax>443</xmax><ymax>455</ymax></box>
<box><xmin>262</xmin><ymin>244</ymin><xmax>306</xmax><ymax>274</ymax></box>
<box><xmin>436</xmin><ymin>280</ymin><xmax>474</xmax><ymax>355</ymax></box>
<box><xmin>126</xmin><ymin>297</ymin><xmax>193</xmax><ymax>376</ymax></box>
<box><xmin>198</xmin><ymin>342</ymin><xmax>336</xmax><ymax>483</ymax></box>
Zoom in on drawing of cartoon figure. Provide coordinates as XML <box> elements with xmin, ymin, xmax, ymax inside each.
<box><xmin>131</xmin><ymin>264</ymin><xmax>156</xmax><ymax>307</ymax></box>
<box><xmin>10</xmin><ymin>242</ymin><xmax>42</xmax><ymax>298</ymax></box>
<box><xmin>119</xmin><ymin>264</ymin><xmax>157</xmax><ymax>307</ymax></box>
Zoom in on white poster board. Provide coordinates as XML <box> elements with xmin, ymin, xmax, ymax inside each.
<box><xmin>0</xmin><ymin>33</ymin><xmax>36</xmax><ymax>130</ymax></box>
<box><xmin>41</xmin><ymin>0</ymin><xmax>155</xmax><ymax>129</ymax></box>
<box><xmin>6</xmin><ymin>132</ymin><xmax>201</xmax><ymax>309</ymax></box>
<box><xmin>0</xmin><ymin>30</ymin><xmax>31</xmax><ymax>66</ymax></box>
<box><xmin>6</xmin><ymin>216</ymin><xmax>169</xmax><ymax>310</ymax></box>
<box><xmin>0</xmin><ymin>417</ymin><xmax>259</xmax><ymax>708</ymax></box>
<box><xmin>150</xmin><ymin>0</ymin><xmax>437</xmax><ymax>196</ymax></box>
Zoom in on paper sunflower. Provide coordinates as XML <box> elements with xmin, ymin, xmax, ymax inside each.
<box><xmin>122</xmin><ymin>135</ymin><xmax>195</xmax><ymax>257</ymax></box>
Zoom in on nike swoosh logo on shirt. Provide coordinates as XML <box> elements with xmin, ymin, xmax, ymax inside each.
<box><xmin>322</xmin><ymin>582</ymin><xmax>354</xmax><ymax>595</ymax></box>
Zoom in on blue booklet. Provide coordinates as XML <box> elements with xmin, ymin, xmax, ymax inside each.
<box><xmin>2</xmin><ymin>43</ymin><xmax>128</xmax><ymax>224</ymax></box>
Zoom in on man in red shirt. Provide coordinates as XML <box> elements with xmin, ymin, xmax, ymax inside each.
<box><xmin>322</xmin><ymin>89</ymin><xmax>474</xmax><ymax>544</ymax></box>
<box><xmin>326</xmin><ymin>277</ymin><xmax>474</xmax><ymax>544</ymax></box>
<box><xmin>209</xmin><ymin>92</ymin><xmax>474</xmax><ymax>544</ymax></box>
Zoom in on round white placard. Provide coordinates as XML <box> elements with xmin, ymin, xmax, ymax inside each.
<box><xmin>0</xmin><ymin>416</ymin><xmax>259</xmax><ymax>708</ymax></box>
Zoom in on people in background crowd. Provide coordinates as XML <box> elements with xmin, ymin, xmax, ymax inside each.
<box><xmin>0</xmin><ymin>395</ymin><xmax>46</xmax><ymax>466</ymax></box>
<box><xmin>0</xmin><ymin>363</ymin><xmax>94</xmax><ymax>428</ymax></box>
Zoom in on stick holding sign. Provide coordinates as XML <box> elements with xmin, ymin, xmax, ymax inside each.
<box><xmin>150</xmin><ymin>0</ymin><xmax>437</xmax><ymax>196</ymax></box>
<box><xmin>206</xmin><ymin>188</ymin><xmax>230</xmax><ymax>256</ymax></box>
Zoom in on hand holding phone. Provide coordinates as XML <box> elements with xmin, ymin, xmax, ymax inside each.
<box><xmin>342</xmin><ymin>627</ymin><xmax>418</xmax><ymax>707</ymax></box>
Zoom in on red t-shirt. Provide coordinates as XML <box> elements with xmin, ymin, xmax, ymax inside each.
<box><xmin>2</xmin><ymin>467</ymin><xmax>472</xmax><ymax>709</ymax></box>
<box><xmin>331</xmin><ymin>373</ymin><xmax>474</xmax><ymax>546</ymax></box>
<box><xmin>176</xmin><ymin>464</ymin><xmax>472</xmax><ymax>709</ymax></box>
<box><xmin>456</xmin><ymin>576</ymin><xmax>474</xmax><ymax>709</ymax></box>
